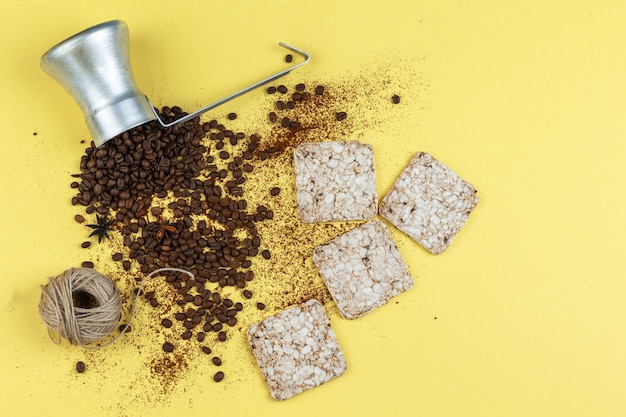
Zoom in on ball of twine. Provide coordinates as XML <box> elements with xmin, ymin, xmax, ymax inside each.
<box><xmin>39</xmin><ymin>267</ymin><xmax>122</xmax><ymax>346</ymax></box>
<box><xmin>39</xmin><ymin>266</ymin><xmax>193</xmax><ymax>349</ymax></box>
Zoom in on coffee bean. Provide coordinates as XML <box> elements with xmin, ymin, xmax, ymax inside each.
<box><xmin>219</xmin><ymin>151</ymin><xmax>230</xmax><ymax>160</ymax></box>
<box><xmin>276</xmin><ymin>101</ymin><xmax>286</xmax><ymax>110</ymax></box>
<box><xmin>181</xmin><ymin>331</ymin><xmax>192</xmax><ymax>340</ymax></box>
<box><xmin>212</xmin><ymin>357</ymin><xmax>222</xmax><ymax>366</ymax></box>
<box><xmin>335</xmin><ymin>111</ymin><xmax>347</xmax><ymax>121</ymax></box>
<box><xmin>197</xmin><ymin>332</ymin><xmax>205</xmax><ymax>342</ymax></box>
<box><xmin>267</xmin><ymin>86</ymin><xmax>277</xmax><ymax>94</ymax></box>
<box><xmin>163</xmin><ymin>342</ymin><xmax>174</xmax><ymax>352</ymax></box>
<box><xmin>256</xmin><ymin>302</ymin><xmax>266</xmax><ymax>310</ymax></box>
<box><xmin>122</xmin><ymin>260</ymin><xmax>131</xmax><ymax>271</ymax></box>
<box><xmin>214</xmin><ymin>371</ymin><xmax>224</xmax><ymax>382</ymax></box>
<box><xmin>278</xmin><ymin>85</ymin><xmax>288</xmax><ymax>94</ymax></box>
<box><xmin>295</xmin><ymin>83</ymin><xmax>305</xmax><ymax>91</ymax></box>
<box><xmin>161</xmin><ymin>318</ymin><xmax>173</xmax><ymax>328</ymax></box>
<box><xmin>76</xmin><ymin>361</ymin><xmax>86</xmax><ymax>373</ymax></box>
<box><xmin>227</xmin><ymin>317</ymin><xmax>237</xmax><ymax>326</ymax></box>
<box><xmin>119</xmin><ymin>324</ymin><xmax>131</xmax><ymax>333</ymax></box>
<box><xmin>315</xmin><ymin>85</ymin><xmax>325</xmax><ymax>95</ymax></box>
<box><xmin>81</xmin><ymin>241</ymin><xmax>91</xmax><ymax>249</ymax></box>
<box><xmin>81</xmin><ymin>261</ymin><xmax>94</xmax><ymax>268</ymax></box>
<box><xmin>227</xmin><ymin>112</ymin><xmax>237</xmax><ymax>120</ymax></box>
<box><xmin>74</xmin><ymin>214</ymin><xmax>85</xmax><ymax>223</ymax></box>
<box><xmin>243</xmin><ymin>290</ymin><xmax>253</xmax><ymax>299</ymax></box>
<box><xmin>392</xmin><ymin>94</ymin><xmax>401</xmax><ymax>104</ymax></box>
<box><xmin>261</xmin><ymin>249</ymin><xmax>271</xmax><ymax>259</ymax></box>
<box><xmin>150</xmin><ymin>298</ymin><xmax>159</xmax><ymax>308</ymax></box>
<box><xmin>218</xmin><ymin>331</ymin><xmax>226</xmax><ymax>341</ymax></box>
<box><xmin>202</xmin><ymin>346</ymin><xmax>212</xmax><ymax>354</ymax></box>
<box><xmin>285</xmin><ymin>54</ymin><xmax>293</xmax><ymax>63</ymax></box>
<box><xmin>112</xmin><ymin>253</ymin><xmax>123</xmax><ymax>261</ymax></box>
<box><xmin>269</xmin><ymin>112</ymin><xmax>277</xmax><ymax>123</ymax></box>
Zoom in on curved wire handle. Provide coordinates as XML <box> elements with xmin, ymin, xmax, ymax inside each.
<box><xmin>148</xmin><ymin>42</ymin><xmax>310</xmax><ymax>127</ymax></box>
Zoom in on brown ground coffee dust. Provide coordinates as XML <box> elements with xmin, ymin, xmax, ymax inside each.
<box><xmin>70</xmin><ymin>65</ymin><xmax>420</xmax><ymax>395</ymax></box>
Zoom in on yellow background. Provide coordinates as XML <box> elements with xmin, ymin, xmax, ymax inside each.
<box><xmin>1</xmin><ymin>1</ymin><xmax>625</xmax><ymax>416</ymax></box>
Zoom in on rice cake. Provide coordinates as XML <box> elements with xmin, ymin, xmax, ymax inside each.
<box><xmin>313</xmin><ymin>220</ymin><xmax>413</xmax><ymax>319</ymax></box>
<box><xmin>293</xmin><ymin>141</ymin><xmax>378</xmax><ymax>222</ymax></box>
<box><xmin>247</xmin><ymin>299</ymin><xmax>347</xmax><ymax>401</ymax></box>
<box><xmin>379</xmin><ymin>152</ymin><xmax>479</xmax><ymax>254</ymax></box>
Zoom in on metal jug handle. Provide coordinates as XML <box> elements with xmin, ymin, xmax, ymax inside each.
<box><xmin>147</xmin><ymin>42</ymin><xmax>310</xmax><ymax>127</ymax></box>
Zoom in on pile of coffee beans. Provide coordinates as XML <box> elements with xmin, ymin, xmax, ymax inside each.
<box><xmin>71</xmin><ymin>106</ymin><xmax>285</xmax><ymax>382</ymax></box>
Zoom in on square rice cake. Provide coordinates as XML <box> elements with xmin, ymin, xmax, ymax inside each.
<box><xmin>294</xmin><ymin>141</ymin><xmax>378</xmax><ymax>222</ymax></box>
<box><xmin>379</xmin><ymin>152</ymin><xmax>479</xmax><ymax>254</ymax></box>
<box><xmin>247</xmin><ymin>299</ymin><xmax>347</xmax><ymax>401</ymax></box>
<box><xmin>313</xmin><ymin>220</ymin><xmax>413</xmax><ymax>319</ymax></box>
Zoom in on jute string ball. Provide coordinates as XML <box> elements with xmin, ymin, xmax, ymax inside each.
<box><xmin>39</xmin><ymin>266</ymin><xmax>193</xmax><ymax>349</ymax></box>
<box><xmin>39</xmin><ymin>267</ymin><xmax>122</xmax><ymax>346</ymax></box>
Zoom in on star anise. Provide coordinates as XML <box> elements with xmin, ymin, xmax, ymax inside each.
<box><xmin>86</xmin><ymin>214</ymin><xmax>115</xmax><ymax>243</ymax></box>
<box><xmin>151</xmin><ymin>216</ymin><xmax>178</xmax><ymax>241</ymax></box>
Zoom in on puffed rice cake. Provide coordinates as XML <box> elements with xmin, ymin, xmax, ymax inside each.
<box><xmin>293</xmin><ymin>141</ymin><xmax>378</xmax><ymax>222</ymax></box>
<box><xmin>379</xmin><ymin>152</ymin><xmax>479</xmax><ymax>254</ymax></box>
<box><xmin>313</xmin><ymin>220</ymin><xmax>413</xmax><ymax>319</ymax></box>
<box><xmin>247</xmin><ymin>299</ymin><xmax>347</xmax><ymax>400</ymax></box>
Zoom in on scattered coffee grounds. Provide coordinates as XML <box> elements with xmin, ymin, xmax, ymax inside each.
<box><xmin>285</xmin><ymin>54</ymin><xmax>293</xmax><ymax>63</ymax></box>
<box><xmin>392</xmin><ymin>94</ymin><xmax>401</xmax><ymax>104</ymax></box>
<box><xmin>76</xmin><ymin>361</ymin><xmax>86</xmax><ymax>373</ymax></box>
<box><xmin>69</xmin><ymin>66</ymin><xmax>416</xmax><ymax>399</ymax></box>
